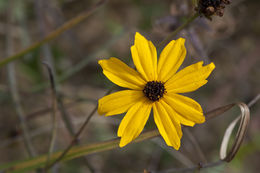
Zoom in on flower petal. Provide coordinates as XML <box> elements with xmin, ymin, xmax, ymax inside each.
<box><xmin>131</xmin><ymin>32</ymin><xmax>157</xmax><ymax>81</ymax></box>
<box><xmin>161</xmin><ymin>98</ymin><xmax>195</xmax><ymax>127</ymax></box>
<box><xmin>157</xmin><ymin>38</ymin><xmax>186</xmax><ymax>82</ymax></box>
<box><xmin>165</xmin><ymin>61</ymin><xmax>215</xmax><ymax>93</ymax></box>
<box><xmin>164</xmin><ymin>93</ymin><xmax>205</xmax><ymax>124</ymax></box>
<box><xmin>98</xmin><ymin>90</ymin><xmax>144</xmax><ymax>116</ymax></box>
<box><xmin>118</xmin><ymin>99</ymin><xmax>152</xmax><ymax>147</ymax></box>
<box><xmin>99</xmin><ymin>57</ymin><xmax>146</xmax><ymax>90</ymax></box>
<box><xmin>153</xmin><ymin>100</ymin><xmax>182</xmax><ymax>150</ymax></box>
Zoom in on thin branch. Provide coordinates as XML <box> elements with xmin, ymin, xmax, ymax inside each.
<box><xmin>152</xmin><ymin>139</ymin><xmax>194</xmax><ymax>167</ymax></box>
<box><xmin>184</xmin><ymin>129</ymin><xmax>207</xmax><ymax>163</ymax></box>
<box><xmin>45</xmin><ymin>88</ymin><xmax>114</xmax><ymax>170</ymax></box>
<box><xmin>0</xmin><ymin>111</ymin><xmax>114</xmax><ymax>150</ymax></box>
<box><xmin>247</xmin><ymin>93</ymin><xmax>260</xmax><ymax>108</ymax></box>
<box><xmin>156</xmin><ymin>160</ymin><xmax>224</xmax><ymax>173</ymax></box>
<box><xmin>57</xmin><ymin>96</ymin><xmax>77</xmax><ymax>136</ymax></box>
<box><xmin>57</xmin><ymin>95</ymin><xmax>96</xmax><ymax>173</ymax></box>
<box><xmin>5</xmin><ymin>0</ymin><xmax>36</xmax><ymax>157</ymax></box>
<box><xmin>45</xmin><ymin>105</ymin><xmax>97</xmax><ymax>170</ymax></box>
<box><xmin>42</xmin><ymin>63</ymin><xmax>58</xmax><ymax>170</ymax></box>
<box><xmin>0</xmin><ymin>0</ymin><xmax>107</xmax><ymax>68</ymax></box>
<box><xmin>34</xmin><ymin>0</ymin><xmax>55</xmax><ymax>72</ymax></box>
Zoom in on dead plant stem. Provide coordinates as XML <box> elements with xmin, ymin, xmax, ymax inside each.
<box><xmin>6</xmin><ymin>0</ymin><xmax>36</xmax><ymax>157</ymax></box>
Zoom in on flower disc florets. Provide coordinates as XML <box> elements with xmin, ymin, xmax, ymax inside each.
<box><xmin>143</xmin><ymin>81</ymin><xmax>166</xmax><ymax>102</ymax></box>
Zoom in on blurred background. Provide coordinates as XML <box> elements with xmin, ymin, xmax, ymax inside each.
<box><xmin>0</xmin><ymin>0</ymin><xmax>259</xmax><ymax>172</ymax></box>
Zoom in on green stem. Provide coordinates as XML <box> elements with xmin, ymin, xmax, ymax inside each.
<box><xmin>0</xmin><ymin>130</ymin><xmax>159</xmax><ymax>173</ymax></box>
<box><xmin>157</xmin><ymin>12</ymin><xmax>199</xmax><ymax>49</ymax></box>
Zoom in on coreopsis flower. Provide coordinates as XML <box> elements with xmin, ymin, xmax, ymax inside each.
<box><xmin>98</xmin><ymin>32</ymin><xmax>215</xmax><ymax>150</ymax></box>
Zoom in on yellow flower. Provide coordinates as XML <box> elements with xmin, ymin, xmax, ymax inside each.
<box><xmin>98</xmin><ymin>32</ymin><xmax>215</xmax><ymax>150</ymax></box>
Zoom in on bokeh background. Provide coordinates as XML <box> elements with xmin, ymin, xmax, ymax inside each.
<box><xmin>0</xmin><ymin>0</ymin><xmax>259</xmax><ymax>172</ymax></box>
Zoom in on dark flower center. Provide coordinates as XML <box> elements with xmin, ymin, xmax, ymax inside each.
<box><xmin>143</xmin><ymin>81</ymin><xmax>166</xmax><ymax>102</ymax></box>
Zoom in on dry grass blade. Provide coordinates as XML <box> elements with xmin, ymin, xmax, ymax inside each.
<box><xmin>5</xmin><ymin>0</ymin><xmax>36</xmax><ymax>157</ymax></box>
<box><xmin>0</xmin><ymin>0</ymin><xmax>106</xmax><ymax>67</ymax></box>
<box><xmin>42</xmin><ymin>62</ymin><xmax>58</xmax><ymax>170</ymax></box>
<box><xmin>220</xmin><ymin>102</ymin><xmax>250</xmax><ymax>162</ymax></box>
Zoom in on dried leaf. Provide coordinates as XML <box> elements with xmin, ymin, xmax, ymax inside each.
<box><xmin>219</xmin><ymin>102</ymin><xmax>250</xmax><ymax>162</ymax></box>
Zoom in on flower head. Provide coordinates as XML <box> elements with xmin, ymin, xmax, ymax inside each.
<box><xmin>195</xmin><ymin>0</ymin><xmax>231</xmax><ymax>20</ymax></box>
<box><xmin>98</xmin><ymin>32</ymin><xmax>215</xmax><ymax>150</ymax></box>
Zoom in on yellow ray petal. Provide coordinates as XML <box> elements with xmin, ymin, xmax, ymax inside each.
<box><xmin>131</xmin><ymin>32</ymin><xmax>157</xmax><ymax>81</ymax></box>
<box><xmin>164</xmin><ymin>93</ymin><xmax>205</xmax><ymax>124</ymax></box>
<box><xmin>157</xmin><ymin>38</ymin><xmax>186</xmax><ymax>82</ymax></box>
<box><xmin>118</xmin><ymin>99</ymin><xmax>152</xmax><ymax>147</ymax></box>
<box><xmin>98</xmin><ymin>90</ymin><xmax>144</xmax><ymax>116</ymax></box>
<box><xmin>160</xmin><ymin>99</ymin><xmax>195</xmax><ymax>127</ymax></box>
<box><xmin>99</xmin><ymin>57</ymin><xmax>146</xmax><ymax>90</ymax></box>
<box><xmin>153</xmin><ymin>101</ymin><xmax>182</xmax><ymax>150</ymax></box>
<box><xmin>160</xmin><ymin>97</ymin><xmax>195</xmax><ymax>126</ymax></box>
<box><xmin>165</xmin><ymin>61</ymin><xmax>215</xmax><ymax>93</ymax></box>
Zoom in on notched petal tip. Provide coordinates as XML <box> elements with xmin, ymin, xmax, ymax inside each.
<box><xmin>168</xmin><ymin>37</ymin><xmax>185</xmax><ymax>44</ymax></box>
<box><xmin>98</xmin><ymin>57</ymin><xmax>116</xmax><ymax>66</ymax></box>
<box><xmin>130</xmin><ymin>45</ymin><xmax>136</xmax><ymax>52</ymax></box>
<box><xmin>174</xmin><ymin>140</ymin><xmax>181</xmax><ymax>150</ymax></box>
<box><xmin>173</xmin><ymin>142</ymin><xmax>181</xmax><ymax>150</ymax></box>
<box><xmin>197</xmin><ymin>61</ymin><xmax>204</xmax><ymax>66</ymax></box>
<box><xmin>135</xmin><ymin>32</ymin><xmax>145</xmax><ymax>40</ymax></box>
<box><xmin>97</xmin><ymin>99</ymin><xmax>105</xmax><ymax>115</ymax></box>
<box><xmin>119</xmin><ymin>139</ymin><xmax>127</xmax><ymax>148</ymax></box>
<box><xmin>197</xmin><ymin>115</ymin><xmax>206</xmax><ymax>124</ymax></box>
<box><xmin>203</xmin><ymin>62</ymin><xmax>216</xmax><ymax>74</ymax></box>
<box><xmin>167</xmin><ymin>137</ymin><xmax>181</xmax><ymax>150</ymax></box>
<box><xmin>119</xmin><ymin>135</ymin><xmax>133</xmax><ymax>147</ymax></box>
<box><xmin>208</xmin><ymin>62</ymin><xmax>216</xmax><ymax>70</ymax></box>
<box><xmin>203</xmin><ymin>62</ymin><xmax>216</xmax><ymax>78</ymax></box>
<box><xmin>98</xmin><ymin>59</ymin><xmax>104</xmax><ymax>65</ymax></box>
<box><xmin>134</xmin><ymin>32</ymin><xmax>151</xmax><ymax>45</ymax></box>
<box><xmin>167</xmin><ymin>37</ymin><xmax>186</xmax><ymax>50</ymax></box>
<box><xmin>177</xmin><ymin>37</ymin><xmax>186</xmax><ymax>44</ymax></box>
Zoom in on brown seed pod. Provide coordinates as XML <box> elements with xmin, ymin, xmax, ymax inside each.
<box><xmin>195</xmin><ymin>0</ymin><xmax>231</xmax><ymax>20</ymax></box>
